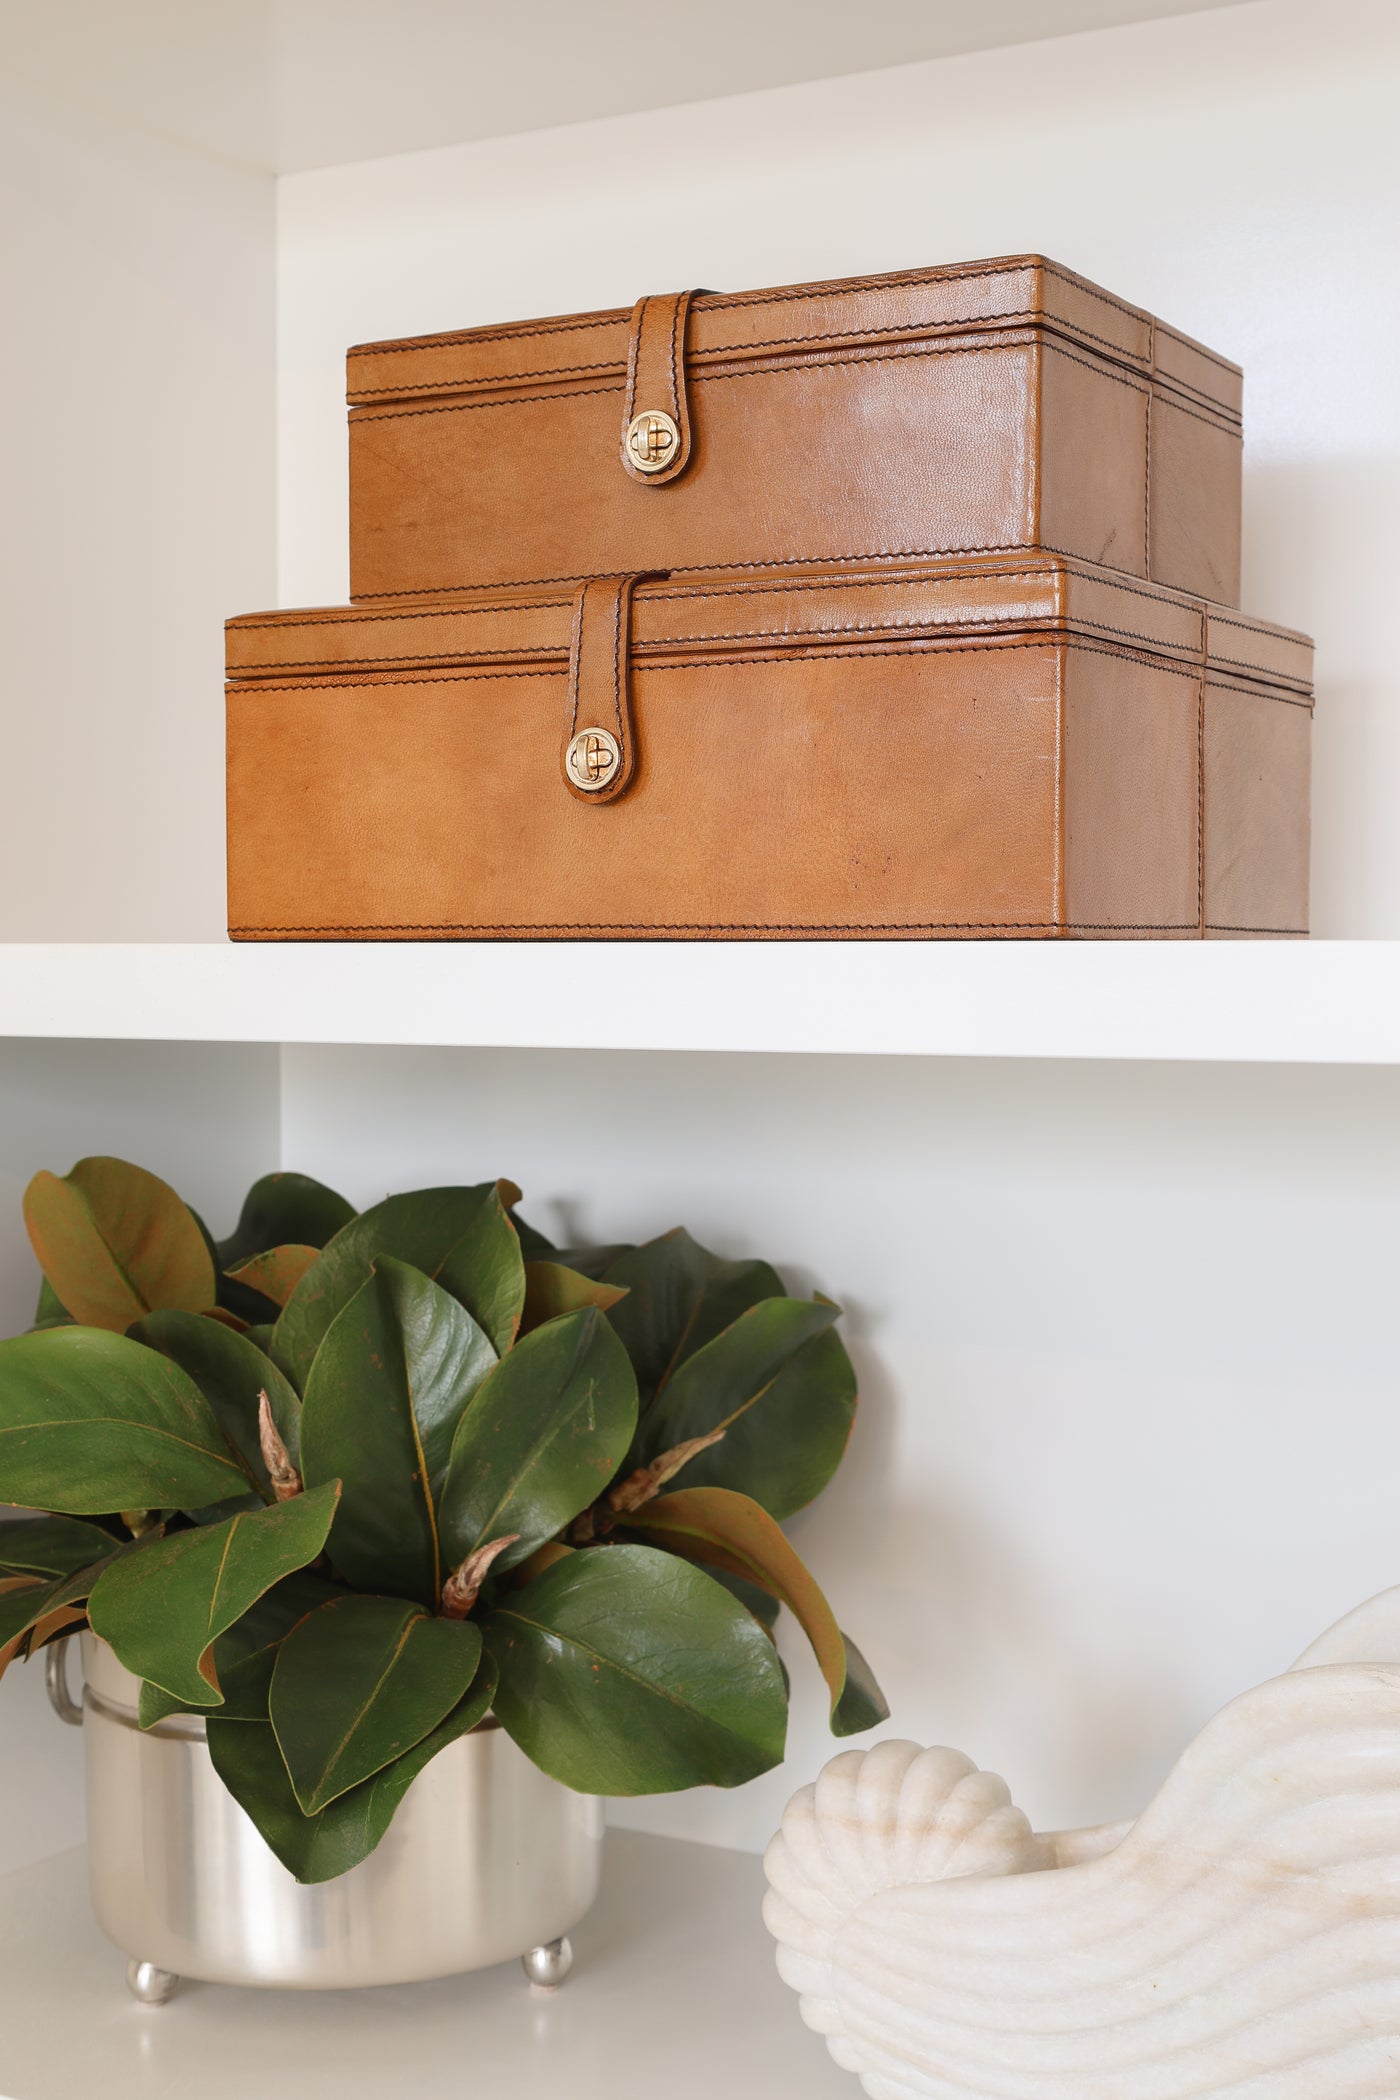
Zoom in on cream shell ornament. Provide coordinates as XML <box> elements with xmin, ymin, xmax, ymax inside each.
<box><xmin>763</xmin><ymin>1584</ymin><xmax>1400</xmax><ymax>2099</ymax></box>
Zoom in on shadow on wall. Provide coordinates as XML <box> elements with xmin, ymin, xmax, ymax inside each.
<box><xmin>1242</xmin><ymin>454</ymin><xmax>1399</xmax><ymax>938</ymax></box>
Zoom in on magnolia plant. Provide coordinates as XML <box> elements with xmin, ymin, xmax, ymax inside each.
<box><xmin>0</xmin><ymin>1157</ymin><xmax>886</xmax><ymax>1882</ymax></box>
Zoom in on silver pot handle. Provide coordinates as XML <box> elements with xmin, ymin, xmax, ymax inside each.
<box><xmin>45</xmin><ymin>1635</ymin><xmax>84</xmax><ymax>1727</ymax></box>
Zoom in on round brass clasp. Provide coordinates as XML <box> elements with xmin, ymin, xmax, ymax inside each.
<box><xmin>565</xmin><ymin>727</ymin><xmax>622</xmax><ymax>792</ymax></box>
<box><xmin>625</xmin><ymin>410</ymin><xmax>681</xmax><ymax>475</ymax></box>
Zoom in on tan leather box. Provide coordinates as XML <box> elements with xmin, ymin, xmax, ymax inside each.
<box><xmin>225</xmin><ymin>555</ymin><xmax>1310</xmax><ymax>943</ymax></box>
<box><xmin>346</xmin><ymin>256</ymin><xmax>1243</xmax><ymax>609</ymax></box>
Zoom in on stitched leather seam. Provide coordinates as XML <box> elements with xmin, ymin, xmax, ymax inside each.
<box><xmin>1206</xmin><ymin>923</ymin><xmax>1308</xmax><ymax>935</ymax></box>
<box><xmin>349</xmin><ymin>317</ymin><xmax>1235</xmax><ymax>409</ymax></box>
<box><xmin>352</xmin><ymin>540</ymin><xmax>1084</xmax><ymax>598</ymax></box>
<box><xmin>226</xmin><ymin>632</ymin><xmax>1311</xmax><ymax>689</ymax></box>
<box><xmin>348</xmin><ymin>259</ymin><xmax>1237</xmax><ymax>381</ymax></box>
<box><xmin>228</xmin><ymin>920</ymin><xmax>1182</xmax><ymax>934</ymax></box>
<box><xmin>259</xmin><ymin>568</ymin><xmax>1298</xmax><ymax>685</ymax></box>
<box><xmin>353</xmin><ymin>334</ymin><xmax>1152</xmax><ymax>424</ymax></box>
<box><xmin>229</xmin><ymin>636</ymin><xmax>1219</xmax><ymax>697</ymax></box>
<box><xmin>230</xmin><ymin>919</ymin><xmax>1199</xmax><ymax>934</ymax></box>
<box><xmin>350</xmin><ymin>331</ymin><xmax>1239</xmax><ymax>438</ymax></box>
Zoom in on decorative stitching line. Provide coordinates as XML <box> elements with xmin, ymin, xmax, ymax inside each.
<box><xmin>349</xmin><ymin>332</ymin><xmax>1240</xmax><ymax>438</ymax></box>
<box><xmin>229</xmin><ymin>636</ymin><xmax>1211</xmax><ymax>697</ymax></box>
<box><xmin>231</xmin><ymin>920</ymin><xmax>1200</xmax><ymax>934</ymax></box>
<box><xmin>1206</xmin><ymin>924</ymin><xmax>1308</xmax><ymax>935</ymax></box>
<box><xmin>228</xmin><ymin>600</ymin><xmax>574</xmax><ymax>632</ymax></box>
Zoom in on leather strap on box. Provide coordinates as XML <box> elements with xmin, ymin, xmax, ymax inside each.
<box><xmin>562</xmin><ymin>573</ymin><xmax>663</xmax><ymax>804</ymax></box>
<box><xmin>620</xmin><ymin>291</ymin><xmax>701</xmax><ymax>486</ymax></box>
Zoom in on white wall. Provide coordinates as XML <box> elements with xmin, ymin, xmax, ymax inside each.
<box><xmin>280</xmin><ymin>1043</ymin><xmax>1400</xmax><ymax>1851</ymax></box>
<box><xmin>0</xmin><ymin>92</ymin><xmax>276</xmax><ymax>940</ymax></box>
<box><xmin>278</xmin><ymin>0</ymin><xmax>1400</xmax><ymax>938</ymax></box>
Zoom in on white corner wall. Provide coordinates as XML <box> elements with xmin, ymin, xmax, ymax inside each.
<box><xmin>278</xmin><ymin>0</ymin><xmax>1400</xmax><ymax>937</ymax></box>
<box><xmin>0</xmin><ymin>94</ymin><xmax>276</xmax><ymax>940</ymax></box>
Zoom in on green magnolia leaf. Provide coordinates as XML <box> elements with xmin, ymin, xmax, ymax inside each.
<box><xmin>224</xmin><ymin>1246</ymin><xmax>319</xmax><ymax>1308</ymax></box>
<box><xmin>0</xmin><ymin>1547</ymin><xmax>131</xmax><ymax>1676</ymax></box>
<box><xmin>0</xmin><ymin>1328</ymin><xmax>251</xmax><ymax>1513</ymax></box>
<box><xmin>299</xmin><ymin>1260</ymin><xmax>494</xmax><ymax>1607</ymax></box>
<box><xmin>87</xmin><ymin>1483</ymin><xmax>340</xmax><ymax>1705</ymax></box>
<box><xmin>208</xmin><ymin>1655</ymin><xmax>496</xmax><ymax>1884</ymax></box>
<box><xmin>484</xmin><ymin>1543</ymin><xmax>787</xmax><ymax>1793</ymax></box>
<box><xmin>602</xmin><ymin>1229</ymin><xmax>784</xmax><ymax>1413</ymax></box>
<box><xmin>131</xmin><ymin>1310</ymin><xmax>301</xmax><ymax>1501</ymax></box>
<box><xmin>30</xmin><ymin>1278</ymin><xmax>73</xmax><ymax>1332</ymax></box>
<box><xmin>187</xmin><ymin>1208</ymin><xmax>280</xmax><ymax>1328</ymax></box>
<box><xmin>138</xmin><ymin>1567</ymin><xmax>343</xmax><ymax>1728</ymax></box>
<box><xmin>270</xmin><ymin>1183</ymin><xmax>519</xmax><ymax>1391</ymax></box>
<box><xmin>438</xmin><ymin>1308</ymin><xmax>637</xmax><ymax>1577</ymax></box>
<box><xmin>436</xmin><ymin>1186</ymin><xmax>527</xmax><ymax>1356</ymax></box>
<box><xmin>218</xmin><ymin>1173</ymin><xmax>356</xmax><ymax>1267</ymax></box>
<box><xmin>637</xmin><ymin>1303</ymin><xmax>855</xmax><ymax>1520</ymax></box>
<box><xmin>0</xmin><ymin>1514</ymin><xmax>116</xmax><ymax>1578</ymax></box>
<box><xmin>832</xmin><ymin>1631</ymin><xmax>888</xmax><ymax>1737</ymax></box>
<box><xmin>520</xmin><ymin>1261</ymin><xmax>627</xmax><ymax>1335</ymax></box>
<box><xmin>623</xmin><ymin>1486</ymin><xmax>887</xmax><ymax>1737</ymax></box>
<box><xmin>270</xmin><ymin>1593</ymin><xmax>483</xmax><ymax>1813</ymax></box>
<box><xmin>23</xmin><ymin>1157</ymin><xmax>215</xmax><ymax>1332</ymax></box>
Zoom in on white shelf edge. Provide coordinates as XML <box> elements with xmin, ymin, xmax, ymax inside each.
<box><xmin>0</xmin><ymin>941</ymin><xmax>1396</xmax><ymax>1065</ymax></box>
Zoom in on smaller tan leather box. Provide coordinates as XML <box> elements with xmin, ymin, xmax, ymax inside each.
<box><xmin>225</xmin><ymin>556</ymin><xmax>1310</xmax><ymax>943</ymax></box>
<box><xmin>346</xmin><ymin>255</ymin><xmax>1243</xmax><ymax>609</ymax></box>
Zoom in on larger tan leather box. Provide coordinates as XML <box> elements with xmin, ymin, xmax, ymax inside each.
<box><xmin>346</xmin><ymin>256</ymin><xmax>1243</xmax><ymax>609</ymax></box>
<box><xmin>225</xmin><ymin>555</ymin><xmax>1310</xmax><ymax>943</ymax></box>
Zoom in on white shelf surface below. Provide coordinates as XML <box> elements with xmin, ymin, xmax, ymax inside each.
<box><xmin>0</xmin><ymin>1830</ymin><xmax>841</xmax><ymax>2100</ymax></box>
<box><xmin>0</xmin><ymin>941</ymin><xmax>1398</xmax><ymax>1064</ymax></box>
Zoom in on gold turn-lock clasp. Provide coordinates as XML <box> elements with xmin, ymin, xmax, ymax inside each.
<box><xmin>619</xmin><ymin>292</ymin><xmax>703</xmax><ymax>486</ymax></box>
<box><xmin>561</xmin><ymin>574</ymin><xmax>665</xmax><ymax>804</ymax></box>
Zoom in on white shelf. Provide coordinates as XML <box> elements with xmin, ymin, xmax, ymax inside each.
<box><xmin>0</xmin><ymin>941</ymin><xmax>1397</xmax><ymax>1065</ymax></box>
<box><xmin>0</xmin><ymin>1830</ymin><xmax>842</xmax><ymax>2100</ymax></box>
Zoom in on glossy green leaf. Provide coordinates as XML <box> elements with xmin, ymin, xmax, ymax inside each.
<box><xmin>207</xmin><ymin>1656</ymin><xmax>496</xmax><ymax>1884</ymax></box>
<box><xmin>270</xmin><ymin>1183</ymin><xmax>518</xmax><ymax>1391</ymax></box>
<box><xmin>23</xmin><ymin>1157</ymin><xmax>215</xmax><ymax>1332</ymax></box>
<box><xmin>131</xmin><ymin>1310</ymin><xmax>301</xmax><ymax>1501</ymax></box>
<box><xmin>217</xmin><ymin>1173</ymin><xmax>356</xmax><ymax>1267</ymax></box>
<box><xmin>434</xmin><ymin>1186</ymin><xmax>526</xmax><ymax>1355</ymax></box>
<box><xmin>520</xmin><ymin>1261</ymin><xmax>627</xmax><ymax>1335</ymax></box>
<box><xmin>438</xmin><ymin>1308</ymin><xmax>637</xmax><ymax>1576</ymax></box>
<box><xmin>638</xmin><ymin>1304</ymin><xmax>855</xmax><ymax>1520</ymax></box>
<box><xmin>270</xmin><ymin>1593</ymin><xmax>483</xmax><ymax>1813</ymax></box>
<box><xmin>299</xmin><ymin>1260</ymin><xmax>494</xmax><ymax>1606</ymax></box>
<box><xmin>624</xmin><ymin>1487</ymin><xmax>886</xmax><ymax>1736</ymax></box>
<box><xmin>0</xmin><ymin>1514</ymin><xmax>116</xmax><ymax>1578</ymax></box>
<box><xmin>0</xmin><ymin>1327</ymin><xmax>250</xmax><ymax>1513</ymax></box>
<box><xmin>87</xmin><ymin>1482</ymin><xmax>340</xmax><ymax>1705</ymax></box>
<box><xmin>703</xmin><ymin>1563</ymin><xmax>781</xmax><ymax>1631</ymax></box>
<box><xmin>602</xmin><ymin>1229</ymin><xmax>783</xmax><ymax>1414</ymax></box>
<box><xmin>138</xmin><ymin>1568</ymin><xmax>343</xmax><ymax>1728</ymax></box>
<box><xmin>484</xmin><ymin>1543</ymin><xmax>787</xmax><ymax>1793</ymax></box>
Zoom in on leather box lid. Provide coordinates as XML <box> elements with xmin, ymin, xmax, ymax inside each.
<box><xmin>227</xmin><ymin>554</ymin><xmax>1309</xmax><ymax>695</ymax></box>
<box><xmin>345</xmin><ymin>255</ymin><xmax>1242</xmax><ymax>425</ymax></box>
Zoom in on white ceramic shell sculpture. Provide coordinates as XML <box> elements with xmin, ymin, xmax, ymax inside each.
<box><xmin>764</xmin><ymin>1586</ymin><xmax>1400</xmax><ymax>2099</ymax></box>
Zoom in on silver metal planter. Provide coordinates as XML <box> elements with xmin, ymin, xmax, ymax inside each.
<box><xmin>50</xmin><ymin>1634</ymin><xmax>603</xmax><ymax>1999</ymax></box>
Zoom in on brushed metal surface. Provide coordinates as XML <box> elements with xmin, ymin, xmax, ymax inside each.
<box><xmin>79</xmin><ymin>1635</ymin><xmax>603</xmax><ymax>1988</ymax></box>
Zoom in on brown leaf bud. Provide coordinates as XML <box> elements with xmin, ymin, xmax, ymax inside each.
<box><xmin>258</xmin><ymin>1391</ymin><xmax>302</xmax><ymax>1502</ymax></box>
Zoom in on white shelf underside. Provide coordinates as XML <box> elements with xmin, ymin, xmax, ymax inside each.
<box><xmin>0</xmin><ymin>942</ymin><xmax>1396</xmax><ymax>1064</ymax></box>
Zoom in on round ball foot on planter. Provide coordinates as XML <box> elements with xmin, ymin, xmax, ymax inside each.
<box><xmin>126</xmin><ymin>1960</ymin><xmax>179</xmax><ymax>2006</ymax></box>
<box><xmin>521</xmin><ymin>1936</ymin><xmax>573</xmax><ymax>1992</ymax></box>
